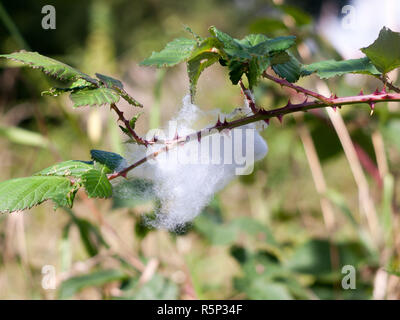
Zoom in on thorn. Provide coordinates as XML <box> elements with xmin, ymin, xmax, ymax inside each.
<box><xmin>285</xmin><ymin>99</ymin><xmax>292</xmax><ymax>108</ymax></box>
<box><xmin>332</xmin><ymin>106</ymin><xmax>337</xmax><ymax>112</ymax></box>
<box><xmin>258</xmin><ymin>108</ymin><xmax>267</xmax><ymax>114</ymax></box>
<box><xmin>216</xmin><ymin>115</ymin><xmax>222</xmax><ymax>127</ymax></box>
<box><xmin>265</xmin><ymin>118</ymin><xmax>270</xmax><ymax>125</ymax></box>
<box><xmin>302</xmin><ymin>97</ymin><xmax>308</xmax><ymax>104</ymax></box>
<box><xmin>359</xmin><ymin>89</ymin><xmax>364</xmax><ymax>96</ymax></box>
<box><xmin>174</xmin><ymin>130</ymin><xmax>179</xmax><ymax>140</ymax></box>
<box><xmin>277</xmin><ymin>115</ymin><xmax>283</xmax><ymax>124</ymax></box>
<box><xmin>381</xmin><ymin>86</ymin><xmax>387</xmax><ymax>94</ymax></box>
<box><xmin>369</xmin><ymin>102</ymin><xmax>375</xmax><ymax>115</ymax></box>
<box><xmin>373</xmin><ymin>88</ymin><xmax>380</xmax><ymax>95</ymax></box>
<box><xmin>197</xmin><ymin>131</ymin><xmax>202</xmax><ymax>142</ymax></box>
<box><xmin>223</xmin><ymin>118</ymin><xmax>228</xmax><ymax>125</ymax></box>
<box><xmin>153</xmin><ymin>135</ymin><xmax>158</xmax><ymax>143</ymax></box>
<box><xmin>121</xmin><ymin>172</ymin><xmax>127</xmax><ymax>178</ymax></box>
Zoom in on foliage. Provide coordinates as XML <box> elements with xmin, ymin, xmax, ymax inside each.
<box><xmin>0</xmin><ymin>7</ymin><xmax>400</xmax><ymax>300</ymax></box>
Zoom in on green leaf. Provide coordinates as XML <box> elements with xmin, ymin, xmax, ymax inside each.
<box><xmin>129</xmin><ymin>112</ymin><xmax>143</xmax><ymax>129</ymax></box>
<box><xmin>35</xmin><ymin>160</ymin><xmax>94</xmax><ymax>177</ymax></box>
<box><xmin>209</xmin><ymin>26</ymin><xmax>248</xmax><ymax>59</ymax></box>
<box><xmin>113</xmin><ymin>86</ymin><xmax>143</xmax><ymax>108</ymax></box>
<box><xmin>90</xmin><ymin>149</ymin><xmax>125</xmax><ymax>172</ymax></box>
<box><xmin>81</xmin><ymin>169</ymin><xmax>112</xmax><ymax>199</ymax></box>
<box><xmin>95</xmin><ymin>73</ymin><xmax>123</xmax><ymax>89</ymax></box>
<box><xmin>184</xmin><ymin>25</ymin><xmax>202</xmax><ymax>43</ymax></box>
<box><xmin>187</xmin><ymin>37</ymin><xmax>221</xmax><ymax>100</ymax></box>
<box><xmin>247</xmin><ymin>58</ymin><xmax>261</xmax><ymax>89</ymax></box>
<box><xmin>272</xmin><ymin>54</ymin><xmax>306</xmax><ymax>83</ymax></box>
<box><xmin>0</xmin><ymin>176</ymin><xmax>74</xmax><ymax>213</ymax></box>
<box><xmin>140</xmin><ymin>38</ymin><xmax>197</xmax><ymax>67</ymax></box>
<box><xmin>70</xmin><ymin>87</ymin><xmax>120</xmax><ymax>107</ymax></box>
<box><xmin>188</xmin><ymin>52</ymin><xmax>220</xmax><ymax>100</ymax></box>
<box><xmin>249</xmin><ymin>36</ymin><xmax>296</xmax><ymax>56</ymax></box>
<box><xmin>303</xmin><ymin>57</ymin><xmax>381</xmax><ymax>79</ymax></box>
<box><xmin>58</xmin><ymin>269</ymin><xmax>127</xmax><ymax>299</ymax></box>
<box><xmin>0</xmin><ymin>51</ymin><xmax>93</xmax><ymax>82</ymax></box>
<box><xmin>361</xmin><ymin>27</ymin><xmax>400</xmax><ymax>74</ymax></box>
<box><xmin>95</xmin><ymin>73</ymin><xmax>143</xmax><ymax>107</ymax></box>
<box><xmin>238</xmin><ymin>34</ymin><xmax>270</xmax><ymax>47</ymax></box>
<box><xmin>42</xmin><ymin>79</ymin><xmax>97</xmax><ymax>97</ymax></box>
<box><xmin>228</xmin><ymin>60</ymin><xmax>247</xmax><ymax>85</ymax></box>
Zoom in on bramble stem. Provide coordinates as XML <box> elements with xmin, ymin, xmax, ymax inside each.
<box><xmin>110</xmin><ymin>103</ymin><xmax>150</xmax><ymax>146</ymax></box>
<box><xmin>262</xmin><ymin>72</ymin><xmax>333</xmax><ymax>104</ymax></box>
<box><xmin>378</xmin><ymin>75</ymin><xmax>400</xmax><ymax>93</ymax></box>
<box><xmin>108</xmin><ymin>88</ymin><xmax>400</xmax><ymax>180</ymax></box>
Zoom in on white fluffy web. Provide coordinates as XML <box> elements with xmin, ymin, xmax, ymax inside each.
<box><xmin>118</xmin><ymin>95</ymin><xmax>268</xmax><ymax>231</ymax></box>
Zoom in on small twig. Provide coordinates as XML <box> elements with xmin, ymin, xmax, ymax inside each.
<box><xmin>110</xmin><ymin>103</ymin><xmax>150</xmax><ymax>147</ymax></box>
<box><xmin>238</xmin><ymin>79</ymin><xmax>269</xmax><ymax>125</ymax></box>
<box><xmin>238</xmin><ymin>79</ymin><xmax>258</xmax><ymax>113</ymax></box>
<box><xmin>378</xmin><ymin>75</ymin><xmax>400</xmax><ymax>93</ymax></box>
<box><xmin>263</xmin><ymin>71</ymin><xmax>333</xmax><ymax>104</ymax></box>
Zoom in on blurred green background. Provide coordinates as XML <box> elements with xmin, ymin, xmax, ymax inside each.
<box><xmin>0</xmin><ymin>0</ymin><xmax>399</xmax><ymax>299</ymax></box>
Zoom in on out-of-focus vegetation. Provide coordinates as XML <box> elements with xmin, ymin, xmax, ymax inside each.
<box><xmin>0</xmin><ymin>0</ymin><xmax>399</xmax><ymax>300</ymax></box>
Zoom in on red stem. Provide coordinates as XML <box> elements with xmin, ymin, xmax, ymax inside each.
<box><xmin>263</xmin><ymin>72</ymin><xmax>333</xmax><ymax>104</ymax></box>
<box><xmin>110</xmin><ymin>103</ymin><xmax>150</xmax><ymax>147</ymax></box>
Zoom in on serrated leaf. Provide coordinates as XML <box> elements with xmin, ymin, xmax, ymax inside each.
<box><xmin>58</xmin><ymin>269</ymin><xmax>127</xmax><ymax>299</ymax></box>
<box><xmin>94</xmin><ymin>73</ymin><xmax>143</xmax><ymax>108</ymax></box>
<box><xmin>90</xmin><ymin>149</ymin><xmax>125</xmax><ymax>172</ymax></box>
<box><xmin>187</xmin><ymin>37</ymin><xmax>222</xmax><ymax>100</ymax></box>
<box><xmin>42</xmin><ymin>79</ymin><xmax>96</xmax><ymax>97</ymax></box>
<box><xmin>0</xmin><ymin>51</ymin><xmax>93</xmax><ymax>82</ymax></box>
<box><xmin>361</xmin><ymin>27</ymin><xmax>400</xmax><ymax>74</ymax></box>
<box><xmin>272</xmin><ymin>54</ymin><xmax>305</xmax><ymax>83</ymax></box>
<box><xmin>209</xmin><ymin>26</ymin><xmax>251</xmax><ymax>59</ymax></box>
<box><xmin>238</xmin><ymin>34</ymin><xmax>270</xmax><ymax>47</ymax></box>
<box><xmin>228</xmin><ymin>60</ymin><xmax>247</xmax><ymax>85</ymax></box>
<box><xmin>70</xmin><ymin>87</ymin><xmax>120</xmax><ymax>107</ymax></box>
<box><xmin>0</xmin><ymin>176</ymin><xmax>74</xmax><ymax>213</ymax></box>
<box><xmin>303</xmin><ymin>57</ymin><xmax>381</xmax><ymax>79</ymax></box>
<box><xmin>81</xmin><ymin>169</ymin><xmax>112</xmax><ymax>199</ymax></box>
<box><xmin>184</xmin><ymin>25</ymin><xmax>202</xmax><ymax>43</ymax></box>
<box><xmin>113</xmin><ymin>87</ymin><xmax>143</xmax><ymax>108</ymax></box>
<box><xmin>249</xmin><ymin>36</ymin><xmax>296</xmax><ymax>56</ymax></box>
<box><xmin>247</xmin><ymin>58</ymin><xmax>261</xmax><ymax>89</ymax></box>
<box><xmin>140</xmin><ymin>38</ymin><xmax>196</xmax><ymax>67</ymax></box>
<box><xmin>95</xmin><ymin>73</ymin><xmax>123</xmax><ymax>89</ymax></box>
<box><xmin>188</xmin><ymin>52</ymin><xmax>219</xmax><ymax>100</ymax></box>
<box><xmin>35</xmin><ymin>160</ymin><xmax>94</xmax><ymax>177</ymax></box>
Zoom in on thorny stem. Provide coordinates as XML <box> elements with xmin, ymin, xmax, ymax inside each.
<box><xmin>108</xmin><ymin>86</ymin><xmax>400</xmax><ymax>181</ymax></box>
<box><xmin>110</xmin><ymin>103</ymin><xmax>150</xmax><ymax>147</ymax></box>
<box><xmin>238</xmin><ymin>79</ymin><xmax>258</xmax><ymax>113</ymax></box>
<box><xmin>262</xmin><ymin>71</ymin><xmax>333</xmax><ymax>104</ymax></box>
<box><xmin>378</xmin><ymin>75</ymin><xmax>400</xmax><ymax>93</ymax></box>
<box><xmin>238</xmin><ymin>79</ymin><xmax>270</xmax><ymax>125</ymax></box>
